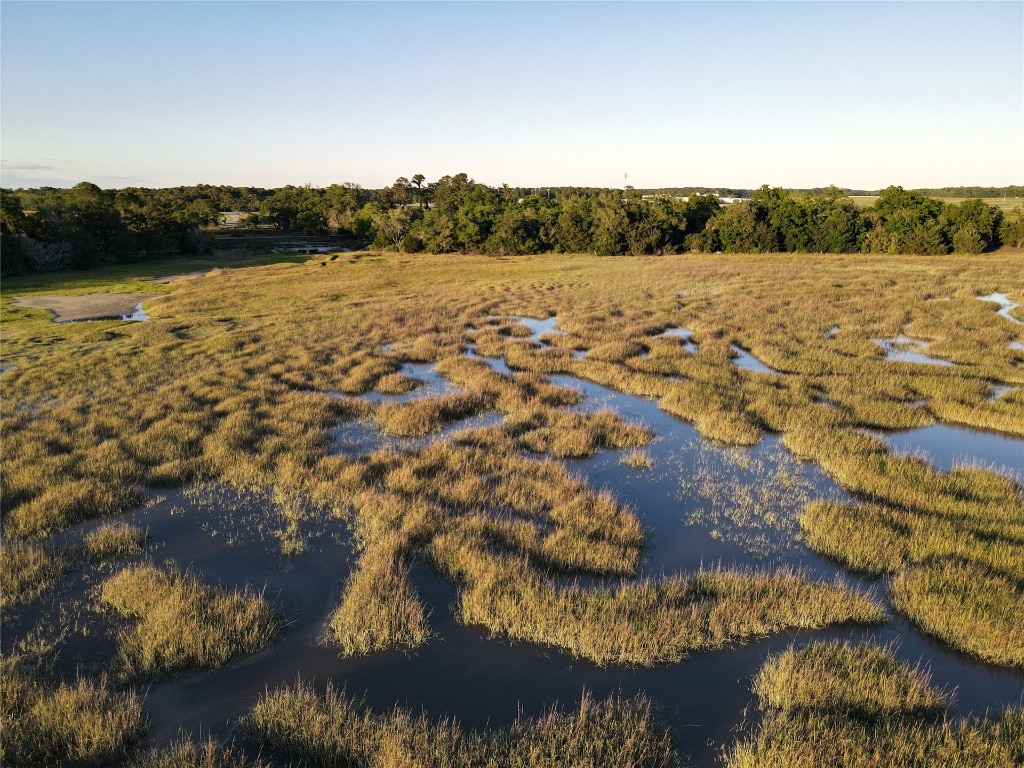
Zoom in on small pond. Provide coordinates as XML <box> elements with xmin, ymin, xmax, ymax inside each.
<box><xmin>978</xmin><ymin>292</ymin><xmax>1022</xmax><ymax>325</ymax></box>
<box><xmin>873</xmin><ymin>335</ymin><xmax>954</xmax><ymax>367</ymax></box>
<box><xmin>361</xmin><ymin>362</ymin><xmax>463</xmax><ymax>404</ymax></box>
<box><xmin>874</xmin><ymin>423</ymin><xmax>1023</xmax><ymax>480</ymax></box>
<box><xmin>730</xmin><ymin>344</ymin><xmax>779</xmax><ymax>374</ymax></box>
<box><xmin>511</xmin><ymin>315</ymin><xmax>563</xmax><ymax>344</ymax></box>
<box><xmin>989</xmin><ymin>384</ymin><xmax>1015</xmax><ymax>402</ymax></box>
<box><xmin>121</xmin><ymin>303</ymin><xmax>150</xmax><ymax>322</ymax></box>
<box><xmin>464</xmin><ymin>344</ymin><xmax>513</xmax><ymax>376</ymax></box>
<box><xmin>656</xmin><ymin>326</ymin><xmax>699</xmax><ymax>354</ymax></box>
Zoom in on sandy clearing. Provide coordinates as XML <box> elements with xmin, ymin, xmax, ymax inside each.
<box><xmin>146</xmin><ymin>270</ymin><xmax>211</xmax><ymax>285</ymax></box>
<box><xmin>12</xmin><ymin>293</ymin><xmax>156</xmax><ymax>323</ymax></box>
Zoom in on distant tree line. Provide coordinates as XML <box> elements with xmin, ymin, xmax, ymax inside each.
<box><xmin>2</xmin><ymin>177</ymin><xmax>1022</xmax><ymax>274</ymax></box>
<box><xmin>913</xmin><ymin>185</ymin><xmax>1023</xmax><ymax>199</ymax></box>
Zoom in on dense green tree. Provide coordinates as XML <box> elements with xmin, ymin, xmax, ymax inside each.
<box><xmin>1</xmin><ymin>191</ymin><xmax>28</xmax><ymax>236</ymax></box>
<box><xmin>454</xmin><ymin>185</ymin><xmax>500</xmax><ymax>249</ymax></box>
<box><xmin>999</xmin><ymin>207</ymin><xmax>1024</xmax><ymax>248</ymax></box>
<box><xmin>807</xmin><ymin>188</ymin><xmax>864</xmax><ymax>253</ymax></box>
<box><xmin>680</xmin><ymin>194</ymin><xmax>721</xmax><ymax>235</ymax></box>
<box><xmin>555</xmin><ymin>196</ymin><xmax>595</xmax><ymax>253</ymax></box>
<box><xmin>415</xmin><ymin>208</ymin><xmax>458</xmax><ymax>252</ymax></box>
<box><xmin>717</xmin><ymin>202</ymin><xmax>778</xmax><ymax>253</ymax></box>
<box><xmin>940</xmin><ymin>199</ymin><xmax>1001</xmax><ymax>252</ymax></box>
<box><xmin>591</xmin><ymin>193</ymin><xmax>628</xmax><ymax>256</ymax></box>
<box><xmin>866</xmin><ymin>186</ymin><xmax>947</xmax><ymax>254</ymax></box>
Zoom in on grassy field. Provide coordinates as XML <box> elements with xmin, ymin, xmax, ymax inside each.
<box><xmin>850</xmin><ymin>195</ymin><xmax>1024</xmax><ymax>213</ymax></box>
<box><xmin>1</xmin><ymin>248</ymin><xmax>1022</xmax><ymax>761</ymax></box>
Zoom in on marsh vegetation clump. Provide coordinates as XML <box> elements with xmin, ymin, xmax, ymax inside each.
<box><xmin>725</xmin><ymin>642</ymin><xmax>1024</xmax><ymax>768</ymax></box>
<box><xmin>327</xmin><ymin>493</ymin><xmax>432</xmax><ymax>655</ymax></box>
<box><xmin>433</xmin><ymin>529</ymin><xmax>881</xmax><ymax>666</ymax></box>
<box><xmin>797</xmin><ymin>430</ymin><xmax>1023</xmax><ymax>666</ymax></box>
<box><xmin>0</xmin><ymin>662</ymin><xmax>146</xmax><ymax>766</ymax></box>
<box><xmin>890</xmin><ymin>562</ymin><xmax>1024</xmax><ymax>668</ymax></box>
<box><xmin>373</xmin><ymin>371</ymin><xmax>421</xmax><ymax>396</ymax></box>
<box><xmin>81</xmin><ymin>522</ymin><xmax>146</xmax><ymax>562</ymax></box>
<box><xmin>130</xmin><ymin>738</ymin><xmax>269</xmax><ymax>768</ymax></box>
<box><xmin>621</xmin><ymin>449</ymin><xmax>654</xmax><ymax>468</ymax></box>
<box><xmin>509</xmin><ymin>407</ymin><xmax>652</xmax><ymax>459</ymax></box>
<box><xmin>375</xmin><ymin>392</ymin><xmax>488</xmax><ymax>436</ymax></box>
<box><xmin>752</xmin><ymin>641</ymin><xmax>949</xmax><ymax>719</ymax></box>
<box><xmin>245</xmin><ymin>681</ymin><xmax>679</xmax><ymax>768</ymax></box>
<box><xmin>328</xmin><ymin>548</ymin><xmax>430</xmax><ymax>656</ymax></box>
<box><xmin>800</xmin><ymin>500</ymin><xmax>1024</xmax><ymax>580</ymax></box>
<box><xmin>0</xmin><ymin>539</ymin><xmax>64</xmax><ymax>609</ymax></box>
<box><xmin>97</xmin><ymin>563</ymin><xmax>280</xmax><ymax>677</ymax></box>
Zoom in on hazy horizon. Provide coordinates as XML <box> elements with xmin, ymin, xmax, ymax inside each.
<box><xmin>2</xmin><ymin>1</ymin><xmax>1021</xmax><ymax>191</ymax></box>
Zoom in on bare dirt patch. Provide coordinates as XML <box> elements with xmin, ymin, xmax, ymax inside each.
<box><xmin>12</xmin><ymin>293</ymin><xmax>155</xmax><ymax>323</ymax></box>
<box><xmin>145</xmin><ymin>270</ymin><xmax>210</xmax><ymax>285</ymax></box>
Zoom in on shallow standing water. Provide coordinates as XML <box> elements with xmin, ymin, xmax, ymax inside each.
<box><xmin>6</xmin><ymin>334</ymin><xmax>1023</xmax><ymax>766</ymax></box>
<box><xmin>874</xmin><ymin>423</ymin><xmax>1023</xmax><ymax>480</ymax></box>
<box><xmin>873</xmin><ymin>335</ymin><xmax>954</xmax><ymax>366</ymax></box>
<box><xmin>655</xmin><ymin>326</ymin><xmax>699</xmax><ymax>354</ymax></box>
<box><xmin>729</xmin><ymin>344</ymin><xmax>779</xmax><ymax>374</ymax></box>
<box><xmin>978</xmin><ymin>292</ymin><xmax>1022</xmax><ymax>325</ymax></box>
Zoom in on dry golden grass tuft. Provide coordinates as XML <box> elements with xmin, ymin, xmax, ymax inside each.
<box><xmin>130</xmin><ymin>737</ymin><xmax>269</xmax><ymax>768</ymax></box>
<box><xmin>81</xmin><ymin>521</ymin><xmax>146</xmax><ymax>561</ymax></box>
<box><xmin>752</xmin><ymin>641</ymin><xmax>949</xmax><ymax>719</ymax></box>
<box><xmin>1</xmin><ymin>663</ymin><xmax>146</xmax><ymax>766</ymax></box>
<box><xmin>0</xmin><ymin>540</ymin><xmax>64</xmax><ymax>609</ymax></box>
<box><xmin>97</xmin><ymin>563</ymin><xmax>280</xmax><ymax>677</ymax></box>
<box><xmin>726</xmin><ymin>641</ymin><xmax>1023</xmax><ymax>768</ymax></box>
<box><xmin>245</xmin><ymin>681</ymin><xmax>679</xmax><ymax>768</ymax></box>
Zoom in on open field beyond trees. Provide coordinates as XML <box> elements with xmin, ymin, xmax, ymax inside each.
<box><xmin>1</xmin><ymin>248</ymin><xmax>1022</xmax><ymax>766</ymax></box>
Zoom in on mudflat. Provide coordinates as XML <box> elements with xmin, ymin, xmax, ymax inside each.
<box><xmin>12</xmin><ymin>293</ymin><xmax>154</xmax><ymax>322</ymax></box>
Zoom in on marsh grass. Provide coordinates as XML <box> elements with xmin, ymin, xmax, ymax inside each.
<box><xmin>726</xmin><ymin>641</ymin><xmax>1023</xmax><ymax>768</ymax></box>
<box><xmin>800</xmin><ymin>501</ymin><xmax>1024</xmax><ymax>580</ymax></box>
<box><xmin>432</xmin><ymin>530</ymin><xmax>882</xmax><ymax>666</ymax></box>
<box><xmin>752</xmin><ymin>641</ymin><xmax>949</xmax><ymax>720</ymax></box>
<box><xmin>81</xmin><ymin>522</ymin><xmax>146</xmax><ymax>561</ymax></box>
<box><xmin>375</xmin><ymin>392</ymin><xmax>488</xmax><ymax>436</ymax></box>
<box><xmin>374</xmin><ymin>372</ymin><xmax>420</xmax><ymax>395</ymax></box>
<box><xmin>797</xmin><ymin>442</ymin><xmax>1023</xmax><ymax>666</ymax></box>
<box><xmin>97</xmin><ymin>563</ymin><xmax>280</xmax><ymax>677</ymax></box>
<box><xmin>328</xmin><ymin>527</ymin><xmax>431</xmax><ymax>656</ymax></box>
<box><xmin>621</xmin><ymin>449</ymin><xmax>654</xmax><ymax>468</ymax></box>
<box><xmin>0</xmin><ymin>663</ymin><xmax>146</xmax><ymax>766</ymax></box>
<box><xmin>890</xmin><ymin>561</ymin><xmax>1024</xmax><ymax>668</ymax></box>
<box><xmin>245</xmin><ymin>681</ymin><xmax>678</xmax><ymax>768</ymax></box>
<box><xmin>130</xmin><ymin>738</ymin><xmax>269</xmax><ymax>768</ymax></box>
<box><xmin>510</xmin><ymin>407</ymin><xmax>652</xmax><ymax>459</ymax></box>
<box><xmin>0</xmin><ymin>539</ymin><xmax>64</xmax><ymax>609</ymax></box>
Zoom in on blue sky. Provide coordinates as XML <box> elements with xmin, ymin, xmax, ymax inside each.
<box><xmin>1</xmin><ymin>1</ymin><xmax>1021</xmax><ymax>189</ymax></box>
